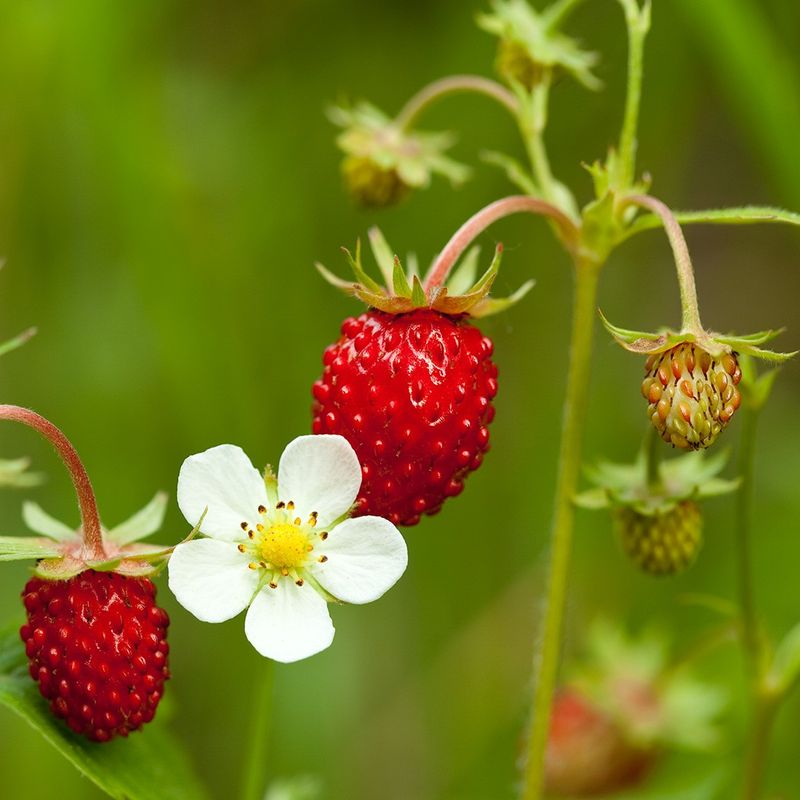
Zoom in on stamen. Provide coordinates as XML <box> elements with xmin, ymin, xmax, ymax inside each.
<box><xmin>318</xmin><ymin>555</ymin><xmax>328</xmax><ymax>563</ymax></box>
<box><xmin>259</xmin><ymin>561</ymin><xmax>267</xmax><ymax>569</ymax></box>
<box><xmin>294</xmin><ymin>517</ymin><xmax>301</xmax><ymax>526</ymax></box>
<box><xmin>248</xmin><ymin>562</ymin><xmax>259</xmax><ymax>570</ymax></box>
<box><xmin>248</xmin><ymin>530</ymin><xmax>254</xmax><ymax>540</ymax></box>
<box><xmin>240</xmin><ymin>521</ymin><xmax>248</xmax><ymax>530</ymax></box>
<box><xmin>269</xmin><ymin>581</ymin><xmax>278</xmax><ymax>589</ymax></box>
<box><xmin>308</xmin><ymin>511</ymin><xmax>318</xmax><ymax>527</ymax></box>
<box><xmin>276</xmin><ymin>501</ymin><xmax>285</xmax><ymax>509</ymax></box>
<box><xmin>281</xmin><ymin>567</ymin><xmax>289</xmax><ymax>576</ymax></box>
<box><xmin>320</xmin><ymin>531</ymin><xmax>329</xmax><ymax>540</ymax></box>
<box><xmin>237</xmin><ymin>544</ymin><xmax>246</xmax><ymax>553</ymax></box>
<box><xmin>286</xmin><ymin>500</ymin><xmax>295</xmax><ymax>511</ymax></box>
<box><xmin>257</xmin><ymin>505</ymin><xmax>266</xmax><ymax>514</ymax></box>
<box><xmin>295</xmin><ymin>578</ymin><xmax>304</xmax><ymax>587</ymax></box>
<box><xmin>256</xmin><ymin>523</ymin><xmax>265</xmax><ymax>532</ymax></box>
<box><xmin>306</xmin><ymin>544</ymin><xmax>314</xmax><ymax>552</ymax></box>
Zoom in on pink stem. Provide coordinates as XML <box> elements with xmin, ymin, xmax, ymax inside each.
<box><xmin>0</xmin><ymin>405</ymin><xmax>105</xmax><ymax>559</ymax></box>
<box><xmin>423</xmin><ymin>196</ymin><xmax>579</xmax><ymax>291</ymax></box>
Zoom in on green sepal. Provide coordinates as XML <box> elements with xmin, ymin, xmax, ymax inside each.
<box><xmin>0</xmin><ymin>457</ymin><xmax>44</xmax><ymax>489</ymax></box>
<box><xmin>367</xmin><ymin>226</ymin><xmax>395</xmax><ymax>287</ymax></box>
<box><xmin>33</xmin><ymin>555</ymin><xmax>86</xmax><ymax>580</ymax></box>
<box><xmin>715</xmin><ymin>329</ymin><xmax>797</xmax><ymax>363</ymax></box>
<box><xmin>411</xmin><ymin>275</ymin><xmax>428</xmax><ymax>307</ymax></box>
<box><xmin>314</xmin><ymin>261</ymin><xmax>355</xmax><ymax>293</ymax></box>
<box><xmin>342</xmin><ymin>242</ymin><xmax>384</xmax><ymax>296</ymax></box>
<box><xmin>470</xmin><ymin>279</ymin><xmax>535</xmax><ymax>318</ymax></box>
<box><xmin>106</xmin><ymin>491</ymin><xmax>168</xmax><ymax>545</ymax></box>
<box><xmin>445</xmin><ymin>246</ymin><xmax>481</xmax><ymax>296</ymax></box>
<box><xmin>392</xmin><ymin>256</ymin><xmax>413</xmax><ymax>299</ymax></box>
<box><xmin>22</xmin><ymin>501</ymin><xmax>75</xmax><ymax>542</ymax></box>
<box><xmin>0</xmin><ymin>536</ymin><xmax>61</xmax><ymax>562</ymax></box>
<box><xmin>599</xmin><ymin>310</ymin><xmax>685</xmax><ymax>354</ymax></box>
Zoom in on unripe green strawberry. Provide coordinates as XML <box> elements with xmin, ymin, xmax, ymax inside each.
<box><xmin>615</xmin><ymin>501</ymin><xmax>702</xmax><ymax>576</ymax></box>
<box><xmin>641</xmin><ymin>343</ymin><xmax>741</xmax><ymax>450</ymax></box>
<box><xmin>341</xmin><ymin>156</ymin><xmax>409</xmax><ymax>209</ymax></box>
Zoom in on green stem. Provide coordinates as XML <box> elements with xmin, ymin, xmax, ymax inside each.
<box><xmin>394</xmin><ymin>75</ymin><xmax>519</xmax><ymax>131</ymax></box>
<box><xmin>621</xmin><ymin>194</ymin><xmax>703</xmax><ymax>335</ymax></box>
<box><xmin>644</xmin><ymin>425</ymin><xmax>661</xmax><ymax>489</ymax></box>
<box><xmin>519</xmin><ymin>74</ymin><xmax>558</xmax><ymax>205</ymax></box>
<box><xmin>520</xmin><ymin>257</ymin><xmax>602</xmax><ymax>800</ymax></box>
<box><xmin>241</xmin><ymin>657</ymin><xmax>274</xmax><ymax>800</ymax></box>
<box><xmin>741</xmin><ymin>694</ymin><xmax>777</xmax><ymax>800</ymax></box>
<box><xmin>617</xmin><ymin>0</ymin><xmax>651</xmax><ymax>189</ymax></box>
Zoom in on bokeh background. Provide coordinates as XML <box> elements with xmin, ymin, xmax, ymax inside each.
<box><xmin>0</xmin><ymin>0</ymin><xmax>799</xmax><ymax>797</ymax></box>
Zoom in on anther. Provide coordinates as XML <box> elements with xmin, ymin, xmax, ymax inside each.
<box><xmin>248</xmin><ymin>562</ymin><xmax>259</xmax><ymax>570</ymax></box>
<box><xmin>286</xmin><ymin>501</ymin><xmax>295</xmax><ymax>511</ymax></box>
<box><xmin>320</xmin><ymin>532</ymin><xmax>329</xmax><ymax>540</ymax></box>
<box><xmin>240</xmin><ymin>521</ymin><xmax>248</xmax><ymax>530</ymax></box>
<box><xmin>256</xmin><ymin>523</ymin><xmax>265</xmax><ymax>532</ymax></box>
<box><xmin>248</xmin><ymin>530</ymin><xmax>254</xmax><ymax>539</ymax></box>
<box><xmin>237</xmin><ymin>544</ymin><xmax>246</xmax><ymax>553</ymax></box>
<box><xmin>269</xmin><ymin>581</ymin><xmax>277</xmax><ymax>589</ymax></box>
<box><xmin>294</xmin><ymin>517</ymin><xmax>301</xmax><ymax>526</ymax></box>
<box><xmin>281</xmin><ymin>568</ymin><xmax>289</xmax><ymax>576</ymax></box>
<box><xmin>306</xmin><ymin>544</ymin><xmax>314</xmax><ymax>552</ymax></box>
<box><xmin>308</xmin><ymin>511</ymin><xmax>318</xmax><ymax>527</ymax></box>
<box><xmin>257</xmin><ymin>505</ymin><xmax>266</xmax><ymax>514</ymax></box>
<box><xmin>276</xmin><ymin>501</ymin><xmax>285</xmax><ymax>509</ymax></box>
<box><xmin>295</xmin><ymin>579</ymin><xmax>304</xmax><ymax>587</ymax></box>
<box><xmin>259</xmin><ymin>561</ymin><xmax>267</xmax><ymax>569</ymax></box>
<box><xmin>319</xmin><ymin>555</ymin><xmax>328</xmax><ymax>563</ymax></box>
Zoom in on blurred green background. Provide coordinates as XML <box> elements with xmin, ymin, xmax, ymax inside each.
<box><xmin>0</xmin><ymin>0</ymin><xmax>799</xmax><ymax>797</ymax></box>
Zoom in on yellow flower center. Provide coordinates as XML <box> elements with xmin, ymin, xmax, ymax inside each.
<box><xmin>257</xmin><ymin>522</ymin><xmax>310</xmax><ymax>571</ymax></box>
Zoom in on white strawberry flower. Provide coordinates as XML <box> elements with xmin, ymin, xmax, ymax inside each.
<box><xmin>168</xmin><ymin>435</ymin><xmax>408</xmax><ymax>663</ymax></box>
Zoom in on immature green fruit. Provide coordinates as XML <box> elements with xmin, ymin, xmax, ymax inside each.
<box><xmin>615</xmin><ymin>501</ymin><xmax>702</xmax><ymax>576</ymax></box>
<box><xmin>641</xmin><ymin>343</ymin><xmax>742</xmax><ymax>450</ymax></box>
<box><xmin>341</xmin><ymin>156</ymin><xmax>409</xmax><ymax>209</ymax></box>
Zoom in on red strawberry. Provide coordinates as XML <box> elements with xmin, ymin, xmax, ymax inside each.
<box><xmin>312</xmin><ymin>309</ymin><xmax>497</xmax><ymax>525</ymax></box>
<box><xmin>312</xmin><ymin>229</ymin><xmax>531</xmax><ymax>526</ymax></box>
<box><xmin>21</xmin><ymin>571</ymin><xmax>170</xmax><ymax>742</ymax></box>
<box><xmin>545</xmin><ymin>689</ymin><xmax>654</xmax><ymax>796</ymax></box>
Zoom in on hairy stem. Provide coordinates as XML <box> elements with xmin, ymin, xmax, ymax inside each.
<box><xmin>617</xmin><ymin>0</ymin><xmax>651</xmax><ymax>188</ymax></box>
<box><xmin>423</xmin><ymin>195</ymin><xmax>579</xmax><ymax>291</ymax></box>
<box><xmin>520</xmin><ymin>75</ymin><xmax>558</xmax><ymax>204</ymax></box>
<box><xmin>394</xmin><ymin>75</ymin><xmax>519</xmax><ymax>130</ymax></box>
<box><xmin>621</xmin><ymin>194</ymin><xmax>703</xmax><ymax>334</ymax></box>
<box><xmin>521</xmin><ymin>258</ymin><xmax>602</xmax><ymax>800</ymax></box>
<box><xmin>241</xmin><ymin>657</ymin><xmax>274</xmax><ymax>800</ymax></box>
<box><xmin>0</xmin><ymin>405</ymin><xmax>104</xmax><ymax>558</ymax></box>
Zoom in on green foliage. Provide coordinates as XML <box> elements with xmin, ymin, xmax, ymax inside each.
<box><xmin>0</xmin><ymin>625</ymin><xmax>208</xmax><ymax>800</ymax></box>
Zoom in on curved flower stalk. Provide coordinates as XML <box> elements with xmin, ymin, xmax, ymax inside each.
<box><xmin>169</xmin><ymin>435</ymin><xmax>408</xmax><ymax>663</ymax></box>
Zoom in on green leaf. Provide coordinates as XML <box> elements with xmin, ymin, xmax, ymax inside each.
<box><xmin>0</xmin><ymin>536</ymin><xmax>60</xmax><ymax>561</ymax></box>
<box><xmin>0</xmin><ymin>624</ymin><xmax>209</xmax><ymax>800</ymax></box>
<box><xmin>769</xmin><ymin>622</ymin><xmax>800</xmax><ymax>695</ymax></box>
<box><xmin>22</xmin><ymin>501</ymin><xmax>75</xmax><ymax>541</ymax></box>
<box><xmin>623</xmin><ymin>206</ymin><xmax>800</xmax><ymax>241</ymax></box>
<box><xmin>367</xmin><ymin>227</ymin><xmax>395</xmax><ymax>288</ymax></box>
<box><xmin>106</xmin><ymin>492</ymin><xmax>168</xmax><ymax>545</ymax></box>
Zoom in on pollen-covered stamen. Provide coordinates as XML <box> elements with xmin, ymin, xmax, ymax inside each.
<box><xmin>641</xmin><ymin>343</ymin><xmax>742</xmax><ymax>450</ymax></box>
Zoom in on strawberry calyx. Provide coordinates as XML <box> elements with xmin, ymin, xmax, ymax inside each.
<box><xmin>316</xmin><ymin>226</ymin><xmax>533</xmax><ymax>318</ymax></box>
<box><xmin>0</xmin><ymin>405</ymin><xmax>190</xmax><ymax>580</ymax></box>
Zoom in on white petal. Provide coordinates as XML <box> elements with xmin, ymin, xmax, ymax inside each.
<box><xmin>309</xmin><ymin>516</ymin><xmax>408</xmax><ymax>604</ymax></box>
<box><xmin>177</xmin><ymin>444</ymin><xmax>268</xmax><ymax>542</ymax></box>
<box><xmin>278</xmin><ymin>435</ymin><xmax>361</xmax><ymax>528</ymax></box>
<box><xmin>168</xmin><ymin>538</ymin><xmax>259</xmax><ymax>623</ymax></box>
<box><xmin>244</xmin><ymin>581</ymin><xmax>335</xmax><ymax>663</ymax></box>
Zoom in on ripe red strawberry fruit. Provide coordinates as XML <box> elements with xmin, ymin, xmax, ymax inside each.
<box><xmin>0</xmin><ymin>405</ymin><xmax>175</xmax><ymax>742</ymax></box>
<box><xmin>312</xmin><ymin>229</ymin><xmax>531</xmax><ymax>526</ymax></box>
<box><xmin>545</xmin><ymin>689</ymin><xmax>653</xmax><ymax>797</ymax></box>
<box><xmin>21</xmin><ymin>572</ymin><xmax>169</xmax><ymax>742</ymax></box>
<box><xmin>313</xmin><ymin>309</ymin><xmax>497</xmax><ymax>525</ymax></box>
